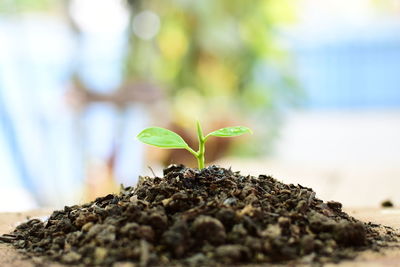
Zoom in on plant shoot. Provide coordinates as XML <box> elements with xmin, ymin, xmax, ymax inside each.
<box><xmin>137</xmin><ymin>121</ymin><xmax>252</xmax><ymax>169</ymax></box>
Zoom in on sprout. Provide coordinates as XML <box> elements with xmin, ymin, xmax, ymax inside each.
<box><xmin>137</xmin><ymin>121</ymin><xmax>252</xmax><ymax>169</ymax></box>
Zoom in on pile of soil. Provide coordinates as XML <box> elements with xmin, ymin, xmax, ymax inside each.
<box><xmin>1</xmin><ymin>165</ymin><xmax>399</xmax><ymax>266</ymax></box>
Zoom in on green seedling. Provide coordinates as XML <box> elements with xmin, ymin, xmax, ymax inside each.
<box><xmin>137</xmin><ymin>121</ymin><xmax>252</xmax><ymax>169</ymax></box>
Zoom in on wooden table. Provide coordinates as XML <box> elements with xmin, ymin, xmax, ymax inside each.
<box><xmin>1</xmin><ymin>209</ymin><xmax>400</xmax><ymax>266</ymax></box>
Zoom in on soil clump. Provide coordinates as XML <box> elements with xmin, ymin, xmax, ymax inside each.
<box><xmin>381</xmin><ymin>200</ymin><xmax>394</xmax><ymax>208</ymax></box>
<box><xmin>1</xmin><ymin>165</ymin><xmax>399</xmax><ymax>266</ymax></box>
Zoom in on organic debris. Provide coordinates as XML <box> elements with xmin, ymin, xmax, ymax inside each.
<box><xmin>381</xmin><ymin>200</ymin><xmax>394</xmax><ymax>208</ymax></box>
<box><xmin>2</xmin><ymin>165</ymin><xmax>399</xmax><ymax>266</ymax></box>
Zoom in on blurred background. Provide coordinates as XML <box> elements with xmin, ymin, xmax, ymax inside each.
<box><xmin>0</xmin><ymin>0</ymin><xmax>400</xmax><ymax>211</ymax></box>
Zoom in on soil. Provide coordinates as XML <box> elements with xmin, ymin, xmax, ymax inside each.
<box><xmin>381</xmin><ymin>200</ymin><xmax>394</xmax><ymax>208</ymax></box>
<box><xmin>1</xmin><ymin>165</ymin><xmax>399</xmax><ymax>266</ymax></box>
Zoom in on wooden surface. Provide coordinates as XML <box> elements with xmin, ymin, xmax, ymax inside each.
<box><xmin>1</xmin><ymin>208</ymin><xmax>400</xmax><ymax>266</ymax></box>
<box><xmin>0</xmin><ymin>210</ymin><xmax>63</xmax><ymax>267</ymax></box>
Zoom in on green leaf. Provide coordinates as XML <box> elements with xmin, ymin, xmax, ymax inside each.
<box><xmin>207</xmin><ymin>126</ymin><xmax>253</xmax><ymax>138</ymax></box>
<box><xmin>137</xmin><ymin>127</ymin><xmax>189</xmax><ymax>149</ymax></box>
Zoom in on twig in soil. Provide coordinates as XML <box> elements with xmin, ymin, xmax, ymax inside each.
<box><xmin>147</xmin><ymin>166</ymin><xmax>157</xmax><ymax>177</ymax></box>
<box><xmin>140</xmin><ymin>239</ymin><xmax>150</xmax><ymax>267</ymax></box>
<box><xmin>308</xmin><ymin>192</ymin><xmax>316</xmax><ymax>205</ymax></box>
<box><xmin>0</xmin><ymin>234</ymin><xmax>17</xmax><ymax>242</ymax></box>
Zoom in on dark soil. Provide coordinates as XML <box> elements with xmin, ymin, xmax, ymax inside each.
<box><xmin>381</xmin><ymin>200</ymin><xmax>394</xmax><ymax>208</ymax></box>
<box><xmin>1</xmin><ymin>165</ymin><xmax>399</xmax><ymax>266</ymax></box>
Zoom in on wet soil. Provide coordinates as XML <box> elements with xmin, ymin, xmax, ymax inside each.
<box><xmin>1</xmin><ymin>165</ymin><xmax>399</xmax><ymax>266</ymax></box>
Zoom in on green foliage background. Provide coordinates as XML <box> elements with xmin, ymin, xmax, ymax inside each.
<box><xmin>126</xmin><ymin>0</ymin><xmax>301</xmax><ymax>155</ymax></box>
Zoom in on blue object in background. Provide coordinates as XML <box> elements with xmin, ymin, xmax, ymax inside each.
<box><xmin>295</xmin><ymin>29</ymin><xmax>400</xmax><ymax>108</ymax></box>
